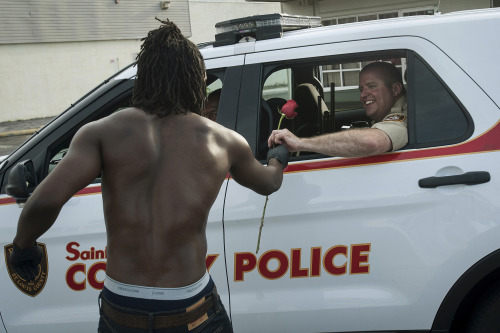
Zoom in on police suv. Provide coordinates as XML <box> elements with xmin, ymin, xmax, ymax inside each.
<box><xmin>1</xmin><ymin>8</ymin><xmax>500</xmax><ymax>333</ymax></box>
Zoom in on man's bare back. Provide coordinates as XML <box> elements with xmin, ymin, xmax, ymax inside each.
<box><xmin>13</xmin><ymin>107</ymin><xmax>285</xmax><ymax>288</ymax></box>
<box><xmin>10</xmin><ymin>19</ymin><xmax>288</xmax><ymax>332</ymax></box>
<box><xmin>98</xmin><ymin>108</ymin><xmax>247</xmax><ymax>287</ymax></box>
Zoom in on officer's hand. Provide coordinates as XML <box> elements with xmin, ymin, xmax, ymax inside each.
<box><xmin>9</xmin><ymin>243</ymin><xmax>43</xmax><ymax>282</ymax></box>
<box><xmin>268</xmin><ymin>129</ymin><xmax>301</xmax><ymax>152</ymax></box>
<box><xmin>267</xmin><ymin>145</ymin><xmax>289</xmax><ymax>169</ymax></box>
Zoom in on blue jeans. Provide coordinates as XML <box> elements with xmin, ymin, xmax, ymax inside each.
<box><xmin>98</xmin><ymin>280</ymin><xmax>233</xmax><ymax>333</ymax></box>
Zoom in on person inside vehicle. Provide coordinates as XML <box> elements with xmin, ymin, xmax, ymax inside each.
<box><xmin>201</xmin><ymin>88</ymin><xmax>221</xmax><ymax>121</ymax></box>
<box><xmin>268</xmin><ymin>61</ymin><xmax>407</xmax><ymax>157</ymax></box>
<box><xmin>9</xmin><ymin>18</ymin><xmax>289</xmax><ymax>333</ymax></box>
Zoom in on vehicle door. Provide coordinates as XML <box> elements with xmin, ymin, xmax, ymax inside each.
<box><xmin>222</xmin><ymin>37</ymin><xmax>500</xmax><ymax>332</ymax></box>
<box><xmin>0</xmin><ymin>78</ymin><xmax>135</xmax><ymax>333</ymax></box>
<box><xmin>0</xmin><ymin>55</ymin><xmax>243</xmax><ymax>332</ymax></box>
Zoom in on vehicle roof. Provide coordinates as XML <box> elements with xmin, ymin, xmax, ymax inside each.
<box><xmin>112</xmin><ymin>8</ymin><xmax>500</xmax><ymax>105</ymax></box>
<box><xmin>199</xmin><ymin>8</ymin><xmax>499</xmax><ymax>56</ymax></box>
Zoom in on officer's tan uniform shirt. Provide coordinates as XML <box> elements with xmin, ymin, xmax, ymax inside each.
<box><xmin>371</xmin><ymin>95</ymin><xmax>407</xmax><ymax>151</ymax></box>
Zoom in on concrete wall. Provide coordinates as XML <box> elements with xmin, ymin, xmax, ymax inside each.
<box><xmin>0</xmin><ymin>0</ymin><xmax>489</xmax><ymax>122</ymax></box>
<box><xmin>0</xmin><ymin>0</ymin><xmax>280</xmax><ymax>123</ymax></box>
<box><xmin>0</xmin><ymin>0</ymin><xmax>191</xmax><ymax>44</ymax></box>
<box><xmin>188</xmin><ymin>0</ymin><xmax>281</xmax><ymax>44</ymax></box>
<box><xmin>282</xmin><ymin>0</ymin><xmax>490</xmax><ymax>17</ymax></box>
<box><xmin>439</xmin><ymin>0</ymin><xmax>490</xmax><ymax>13</ymax></box>
<box><xmin>0</xmin><ymin>40</ymin><xmax>141</xmax><ymax>122</ymax></box>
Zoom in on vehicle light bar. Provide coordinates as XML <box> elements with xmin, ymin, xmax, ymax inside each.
<box><xmin>214</xmin><ymin>13</ymin><xmax>321</xmax><ymax>47</ymax></box>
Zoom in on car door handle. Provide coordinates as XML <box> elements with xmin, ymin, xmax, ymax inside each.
<box><xmin>419</xmin><ymin>171</ymin><xmax>490</xmax><ymax>188</ymax></box>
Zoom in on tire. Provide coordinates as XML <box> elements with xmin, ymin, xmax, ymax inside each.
<box><xmin>466</xmin><ymin>280</ymin><xmax>500</xmax><ymax>332</ymax></box>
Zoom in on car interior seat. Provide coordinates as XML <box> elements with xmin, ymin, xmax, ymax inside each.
<box><xmin>293</xmin><ymin>83</ymin><xmax>329</xmax><ymax>138</ymax></box>
<box><xmin>293</xmin><ymin>66</ymin><xmax>325</xmax><ymax>99</ymax></box>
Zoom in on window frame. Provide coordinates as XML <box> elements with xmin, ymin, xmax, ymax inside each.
<box><xmin>405</xmin><ymin>52</ymin><xmax>474</xmax><ymax>149</ymax></box>
<box><xmin>256</xmin><ymin>49</ymin><xmax>473</xmax><ymax>161</ymax></box>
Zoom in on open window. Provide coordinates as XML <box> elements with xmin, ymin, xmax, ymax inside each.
<box><xmin>202</xmin><ymin>72</ymin><xmax>224</xmax><ymax>122</ymax></box>
<box><xmin>258</xmin><ymin>50</ymin><xmax>472</xmax><ymax>160</ymax></box>
<box><xmin>46</xmin><ymin>89</ymin><xmax>133</xmax><ymax>182</ymax></box>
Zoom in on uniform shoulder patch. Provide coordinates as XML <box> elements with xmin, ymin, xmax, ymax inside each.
<box><xmin>384</xmin><ymin>114</ymin><xmax>406</xmax><ymax>122</ymax></box>
<box><xmin>4</xmin><ymin>242</ymin><xmax>49</xmax><ymax>297</ymax></box>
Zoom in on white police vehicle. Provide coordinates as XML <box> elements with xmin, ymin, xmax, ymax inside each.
<box><xmin>1</xmin><ymin>9</ymin><xmax>500</xmax><ymax>333</ymax></box>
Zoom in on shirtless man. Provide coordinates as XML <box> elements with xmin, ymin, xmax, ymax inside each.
<box><xmin>9</xmin><ymin>19</ymin><xmax>288</xmax><ymax>333</ymax></box>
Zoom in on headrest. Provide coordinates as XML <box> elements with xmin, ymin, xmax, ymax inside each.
<box><xmin>294</xmin><ymin>83</ymin><xmax>329</xmax><ymax>121</ymax></box>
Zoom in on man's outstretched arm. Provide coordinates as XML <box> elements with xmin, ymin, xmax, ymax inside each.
<box><xmin>13</xmin><ymin>123</ymin><xmax>103</xmax><ymax>249</ymax></box>
<box><xmin>229</xmin><ymin>133</ymin><xmax>287</xmax><ymax>196</ymax></box>
<box><xmin>268</xmin><ymin>128</ymin><xmax>392</xmax><ymax>157</ymax></box>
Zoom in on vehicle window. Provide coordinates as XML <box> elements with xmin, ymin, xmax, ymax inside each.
<box><xmin>46</xmin><ymin>70</ymin><xmax>227</xmax><ymax>178</ymax></box>
<box><xmin>207</xmin><ymin>76</ymin><xmax>223</xmax><ymax>94</ymax></box>
<box><xmin>262</xmin><ymin>69</ymin><xmax>291</xmax><ymax>101</ymax></box>
<box><xmin>47</xmin><ymin>93</ymin><xmax>133</xmax><ymax>182</ymax></box>
<box><xmin>412</xmin><ymin>56</ymin><xmax>470</xmax><ymax>146</ymax></box>
<box><xmin>204</xmin><ymin>73</ymin><xmax>223</xmax><ymax>122</ymax></box>
<box><xmin>259</xmin><ymin>54</ymin><xmax>405</xmax><ymax>158</ymax></box>
<box><xmin>48</xmin><ymin>148</ymin><xmax>69</xmax><ymax>174</ymax></box>
<box><xmin>259</xmin><ymin>51</ymin><xmax>472</xmax><ymax>159</ymax></box>
<box><xmin>322</xmin><ymin>58</ymin><xmax>405</xmax><ymax>112</ymax></box>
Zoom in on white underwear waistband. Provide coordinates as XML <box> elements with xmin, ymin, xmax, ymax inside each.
<box><xmin>104</xmin><ymin>271</ymin><xmax>210</xmax><ymax>301</ymax></box>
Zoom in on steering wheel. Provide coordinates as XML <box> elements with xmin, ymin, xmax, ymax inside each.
<box><xmin>261</xmin><ymin>98</ymin><xmax>274</xmax><ymax>136</ymax></box>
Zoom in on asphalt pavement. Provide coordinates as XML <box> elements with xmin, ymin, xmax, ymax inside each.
<box><xmin>0</xmin><ymin>117</ymin><xmax>54</xmax><ymax>156</ymax></box>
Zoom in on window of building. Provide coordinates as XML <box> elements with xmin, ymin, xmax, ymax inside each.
<box><xmin>321</xmin><ymin>58</ymin><xmax>405</xmax><ymax>91</ymax></box>
<box><xmin>379</xmin><ymin>12</ymin><xmax>399</xmax><ymax>19</ymax></box>
<box><xmin>319</xmin><ymin>7</ymin><xmax>434</xmax><ymax>92</ymax></box>
<box><xmin>321</xmin><ymin>7</ymin><xmax>436</xmax><ymax>26</ymax></box>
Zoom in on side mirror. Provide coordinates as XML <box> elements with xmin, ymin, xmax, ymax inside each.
<box><xmin>6</xmin><ymin>160</ymin><xmax>38</xmax><ymax>203</ymax></box>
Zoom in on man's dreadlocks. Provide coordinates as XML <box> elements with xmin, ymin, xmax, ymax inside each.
<box><xmin>131</xmin><ymin>18</ymin><xmax>206</xmax><ymax>117</ymax></box>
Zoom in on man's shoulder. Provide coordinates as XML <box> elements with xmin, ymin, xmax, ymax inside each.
<box><xmin>391</xmin><ymin>95</ymin><xmax>407</xmax><ymax>114</ymax></box>
<box><xmin>198</xmin><ymin>118</ymin><xmax>249</xmax><ymax>153</ymax></box>
<box><xmin>104</xmin><ymin>107</ymin><xmax>147</xmax><ymax>122</ymax></box>
<box><xmin>74</xmin><ymin>108</ymin><xmax>144</xmax><ymax>141</ymax></box>
<box><xmin>95</xmin><ymin>108</ymin><xmax>152</xmax><ymax>131</ymax></box>
<box><xmin>378</xmin><ymin>95</ymin><xmax>407</xmax><ymax>124</ymax></box>
<box><xmin>213</xmin><ymin>122</ymin><xmax>246</xmax><ymax>143</ymax></box>
<box><xmin>195</xmin><ymin>115</ymin><xmax>238</xmax><ymax>137</ymax></box>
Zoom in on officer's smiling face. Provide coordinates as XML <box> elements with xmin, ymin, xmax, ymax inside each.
<box><xmin>359</xmin><ymin>68</ymin><xmax>399</xmax><ymax>122</ymax></box>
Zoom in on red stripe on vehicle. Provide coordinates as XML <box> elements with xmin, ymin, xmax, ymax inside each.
<box><xmin>285</xmin><ymin>120</ymin><xmax>500</xmax><ymax>173</ymax></box>
<box><xmin>1</xmin><ymin>121</ymin><xmax>499</xmax><ymax>205</ymax></box>
<box><xmin>0</xmin><ymin>185</ymin><xmax>103</xmax><ymax>206</ymax></box>
<box><xmin>0</xmin><ymin>196</ymin><xmax>15</xmax><ymax>206</ymax></box>
<box><xmin>75</xmin><ymin>185</ymin><xmax>102</xmax><ymax>196</ymax></box>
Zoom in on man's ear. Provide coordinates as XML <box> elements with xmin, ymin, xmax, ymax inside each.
<box><xmin>392</xmin><ymin>81</ymin><xmax>402</xmax><ymax>97</ymax></box>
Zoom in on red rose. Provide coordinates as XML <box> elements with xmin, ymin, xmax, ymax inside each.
<box><xmin>257</xmin><ymin>99</ymin><xmax>298</xmax><ymax>254</ymax></box>
<box><xmin>280</xmin><ymin>100</ymin><xmax>298</xmax><ymax>119</ymax></box>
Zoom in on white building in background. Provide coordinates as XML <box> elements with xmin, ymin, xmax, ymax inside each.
<box><xmin>0</xmin><ymin>0</ymin><xmax>496</xmax><ymax>122</ymax></box>
<box><xmin>0</xmin><ymin>0</ymin><xmax>279</xmax><ymax>122</ymax></box>
<box><xmin>189</xmin><ymin>0</ymin><xmax>280</xmax><ymax>44</ymax></box>
<box><xmin>256</xmin><ymin>0</ymin><xmax>496</xmax><ymax>20</ymax></box>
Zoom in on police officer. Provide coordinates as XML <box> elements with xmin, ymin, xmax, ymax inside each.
<box><xmin>268</xmin><ymin>62</ymin><xmax>407</xmax><ymax>157</ymax></box>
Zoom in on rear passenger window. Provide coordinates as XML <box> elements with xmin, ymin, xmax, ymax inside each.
<box><xmin>411</xmin><ymin>56</ymin><xmax>471</xmax><ymax>146</ymax></box>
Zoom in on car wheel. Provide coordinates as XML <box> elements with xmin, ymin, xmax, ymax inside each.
<box><xmin>466</xmin><ymin>280</ymin><xmax>500</xmax><ymax>332</ymax></box>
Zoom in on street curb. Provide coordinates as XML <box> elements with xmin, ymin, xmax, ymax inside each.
<box><xmin>0</xmin><ymin>128</ymin><xmax>39</xmax><ymax>138</ymax></box>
